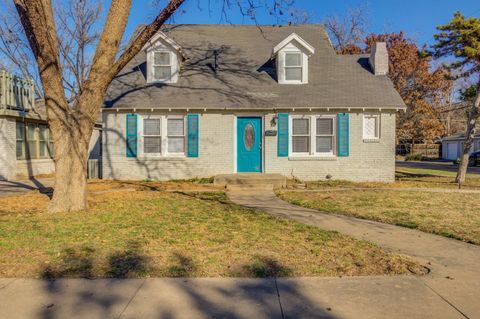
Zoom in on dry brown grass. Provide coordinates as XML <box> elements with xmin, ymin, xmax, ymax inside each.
<box><xmin>0</xmin><ymin>190</ymin><xmax>424</xmax><ymax>278</ymax></box>
<box><xmin>279</xmin><ymin>189</ymin><xmax>480</xmax><ymax>245</ymax></box>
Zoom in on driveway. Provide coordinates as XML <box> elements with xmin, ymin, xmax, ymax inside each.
<box><xmin>397</xmin><ymin>160</ymin><xmax>480</xmax><ymax>175</ymax></box>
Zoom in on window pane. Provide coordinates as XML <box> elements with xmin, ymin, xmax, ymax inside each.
<box><xmin>144</xmin><ymin>137</ymin><xmax>161</xmax><ymax>153</ymax></box>
<box><xmin>27</xmin><ymin>141</ymin><xmax>37</xmax><ymax>159</ymax></box>
<box><xmin>364</xmin><ymin>116</ymin><xmax>378</xmax><ymax>138</ymax></box>
<box><xmin>49</xmin><ymin>141</ymin><xmax>55</xmax><ymax>158</ymax></box>
<box><xmin>39</xmin><ymin>141</ymin><xmax>47</xmax><ymax>157</ymax></box>
<box><xmin>16</xmin><ymin>122</ymin><xmax>25</xmax><ymax>140</ymax></box>
<box><xmin>285</xmin><ymin>67</ymin><xmax>302</xmax><ymax>81</ymax></box>
<box><xmin>285</xmin><ymin>53</ymin><xmax>301</xmax><ymax>66</ymax></box>
<box><xmin>293</xmin><ymin>136</ymin><xmax>309</xmax><ymax>153</ymax></box>
<box><xmin>154</xmin><ymin>66</ymin><xmax>172</xmax><ymax>80</ymax></box>
<box><xmin>293</xmin><ymin>118</ymin><xmax>309</xmax><ymax>135</ymax></box>
<box><xmin>16</xmin><ymin>141</ymin><xmax>24</xmax><ymax>159</ymax></box>
<box><xmin>27</xmin><ymin>123</ymin><xmax>36</xmax><ymax>140</ymax></box>
<box><xmin>167</xmin><ymin>118</ymin><xmax>184</xmax><ymax>136</ymax></box>
<box><xmin>316</xmin><ymin>118</ymin><xmax>333</xmax><ymax>135</ymax></box>
<box><xmin>316</xmin><ymin>136</ymin><xmax>333</xmax><ymax>153</ymax></box>
<box><xmin>168</xmin><ymin>137</ymin><xmax>185</xmax><ymax>153</ymax></box>
<box><xmin>154</xmin><ymin>52</ymin><xmax>170</xmax><ymax>65</ymax></box>
<box><xmin>39</xmin><ymin>125</ymin><xmax>47</xmax><ymax>141</ymax></box>
<box><xmin>144</xmin><ymin>119</ymin><xmax>160</xmax><ymax>135</ymax></box>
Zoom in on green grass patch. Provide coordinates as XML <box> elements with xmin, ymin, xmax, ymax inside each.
<box><xmin>0</xmin><ymin>190</ymin><xmax>424</xmax><ymax>278</ymax></box>
<box><xmin>279</xmin><ymin>189</ymin><xmax>480</xmax><ymax>245</ymax></box>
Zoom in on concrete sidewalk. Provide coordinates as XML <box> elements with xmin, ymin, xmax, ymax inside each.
<box><xmin>228</xmin><ymin>189</ymin><xmax>480</xmax><ymax>319</ymax></box>
<box><xmin>0</xmin><ymin>276</ymin><xmax>464</xmax><ymax>319</ymax></box>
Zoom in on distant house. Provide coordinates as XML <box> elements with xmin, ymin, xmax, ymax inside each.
<box><xmin>102</xmin><ymin>24</ymin><xmax>406</xmax><ymax>182</ymax></box>
<box><xmin>442</xmin><ymin>133</ymin><xmax>480</xmax><ymax>160</ymax></box>
<box><xmin>0</xmin><ymin>70</ymin><xmax>101</xmax><ymax>181</ymax></box>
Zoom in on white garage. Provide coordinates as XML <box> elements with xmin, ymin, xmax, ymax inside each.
<box><xmin>442</xmin><ymin>134</ymin><xmax>480</xmax><ymax>160</ymax></box>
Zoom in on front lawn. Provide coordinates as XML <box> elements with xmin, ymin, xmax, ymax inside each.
<box><xmin>278</xmin><ymin>188</ymin><xmax>480</xmax><ymax>245</ymax></box>
<box><xmin>0</xmin><ymin>190</ymin><xmax>424</xmax><ymax>278</ymax></box>
<box><xmin>300</xmin><ymin>170</ymin><xmax>480</xmax><ymax>190</ymax></box>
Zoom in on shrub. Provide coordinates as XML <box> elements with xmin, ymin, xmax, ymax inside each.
<box><xmin>405</xmin><ymin>153</ymin><xmax>423</xmax><ymax>161</ymax></box>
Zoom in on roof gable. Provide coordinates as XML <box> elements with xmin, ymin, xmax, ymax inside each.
<box><xmin>273</xmin><ymin>33</ymin><xmax>315</xmax><ymax>55</ymax></box>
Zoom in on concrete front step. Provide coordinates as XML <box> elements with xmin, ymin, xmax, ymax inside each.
<box><xmin>214</xmin><ymin>173</ymin><xmax>286</xmax><ymax>189</ymax></box>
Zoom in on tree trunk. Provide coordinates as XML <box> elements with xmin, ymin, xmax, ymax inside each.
<box><xmin>48</xmin><ymin>114</ymin><xmax>94</xmax><ymax>212</ymax></box>
<box><xmin>456</xmin><ymin>82</ymin><xmax>480</xmax><ymax>185</ymax></box>
<box><xmin>49</xmin><ymin>140</ymin><xmax>89</xmax><ymax>212</ymax></box>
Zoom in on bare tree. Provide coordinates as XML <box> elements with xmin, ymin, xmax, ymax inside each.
<box><xmin>0</xmin><ymin>0</ymin><xmax>101</xmax><ymax>99</ymax></box>
<box><xmin>9</xmin><ymin>0</ymin><xmax>296</xmax><ymax>212</ymax></box>
<box><xmin>323</xmin><ymin>4</ymin><xmax>368</xmax><ymax>54</ymax></box>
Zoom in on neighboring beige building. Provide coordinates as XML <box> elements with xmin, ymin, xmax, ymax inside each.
<box><xmin>0</xmin><ymin>70</ymin><xmax>101</xmax><ymax>181</ymax></box>
<box><xmin>103</xmin><ymin>25</ymin><xmax>405</xmax><ymax>182</ymax></box>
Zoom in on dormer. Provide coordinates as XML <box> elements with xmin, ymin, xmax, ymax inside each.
<box><xmin>144</xmin><ymin>31</ymin><xmax>185</xmax><ymax>84</ymax></box>
<box><xmin>273</xmin><ymin>33</ymin><xmax>315</xmax><ymax>84</ymax></box>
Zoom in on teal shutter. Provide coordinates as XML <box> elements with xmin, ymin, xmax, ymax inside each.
<box><xmin>126</xmin><ymin>113</ymin><xmax>137</xmax><ymax>158</ymax></box>
<box><xmin>278</xmin><ymin>113</ymin><xmax>289</xmax><ymax>157</ymax></box>
<box><xmin>337</xmin><ymin>113</ymin><xmax>350</xmax><ymax>157</ymax></box>
<box><xmin>187</xmin><ymin>114</ymin><xmax>199</xmax><ymax>157</ymax></box>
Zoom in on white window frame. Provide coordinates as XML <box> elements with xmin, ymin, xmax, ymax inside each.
<box><xmin>166</xmin><ymin>115</ymin><xmax>186</xmax><ymax>156</ymax></box>
<box><xmin>138</xmin><ymin>114</ymin><xmax>186</xmax><ymax>158</ymax></box>
<box><xmin>140</xmin><ymin>115</ymin><xmax>162</xmax><ymax>156</ymax></box>
<box><xmin>289</xmin><ymin>115</ymin><xmax>337</xmax><ymax>157</ymax></box>
<box><xmin>152</xmin><ymin>51</ymin><xmax>172</xmax><ymax>81</ymax></box>
<box><xmin>363</xmin><ymin>114</ymin><xmax>380</xmax><ymax>140</ymax></box>
<box><xmin>284</xmin><ymin>51</ymin><xmax>303</xmax><ymax>83</ymax></box>
<box><xmin>314</xmin><ymin>115</ymin><xmax>336</xmax><ymax>156</ymax></box>
<box><xmin>290</xmin><ymin>115</ymin><xmax>311</xmax><ymax>156</ymax></box>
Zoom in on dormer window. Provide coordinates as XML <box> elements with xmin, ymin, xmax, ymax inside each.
<box><xmin>144</xmin><ymin>31</ymin><xmax>186</xmax><ymax>84</ymax></box>
<box><xmin>273</xmin><ymin>33</ymin><xmax>315</xmax><ymax>85</ymax></box>
<box><xmin>153</xmin><ymin>51</ymin><xmax>172</xmax><ymax>81</ymax></box>
<box><xmin>285</xmin><ymin>52</ymin><xmax>302</xmax><ymax>82</ymax></box>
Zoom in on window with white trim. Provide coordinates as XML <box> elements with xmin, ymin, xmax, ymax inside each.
<box><xmin>316</xmin><ymin>117</ymin><xmax>334</xmax><ymax>154</ymax></box>
<box><xmin>153</xmin><ymin>51</ymin><xmax>172</xmax><ymax>81</ymax></box>
<box><xmin>285</xmin><ymin>52</ymin><xmax>302</xmax><ymax>81</ymax></box>
<box><xmin>291</xmin><ymin>115</ymin><xmax>336</xmax><ymax>156</ymax></box>
<box><xmin>363</xmin><ymin>114</ymin><xmax>380</xmax><ymax>139</ymax></box>
<box><xmin>167</xmin><ymin>117</ymin><xmax>185</xmax><ymax>153</ymax></box>
<box><xmin>292</xmin><ymin>117</ymin><xmax>310</xmax><ymax>153</ymax></box>
<box><xmin>140</xmin><ymin>115</ymin><xmax>186</xmax><ymax>156</ymax></box>
<box><xmin>143</xmin><ymin>118</ymin><xmax>162</xmax><ymax>154</ymax></box>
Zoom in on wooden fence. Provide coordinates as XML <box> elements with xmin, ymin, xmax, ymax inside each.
<box><xmin>396</xmin><ymin>143</ymin><xmax>441</xmax><ymax>158</ymax></box>
<box><xmin>0</xmin><ymin>70</ymin><xmax>35</xmax><ymax>111</ymax></box>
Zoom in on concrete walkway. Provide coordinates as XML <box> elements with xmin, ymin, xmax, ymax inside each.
<box><xmin>228</xmin><ymin>189</ymin><xmax>480</xmax><ymax>319</ymax></box>
<box><xmin>0</xmin><ymin>276</ymin><xmax>465</xmax><ymax>319</ymax></box>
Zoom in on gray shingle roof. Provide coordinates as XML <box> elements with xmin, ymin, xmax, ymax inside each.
<box><xmin>105</xmin><ymin>24</ymin><xmax>406</xmax><ymax>110</ymax></box>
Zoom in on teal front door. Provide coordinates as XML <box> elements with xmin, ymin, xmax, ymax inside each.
<box><xmin>237</xmin><ymin>117</ymin><xmax>262</xmax><ymax>173</ymax></box>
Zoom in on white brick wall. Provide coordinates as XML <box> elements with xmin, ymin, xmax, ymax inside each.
<box><xmin>15</xmin><ymin>159</ymin><xmax>55</xmax><ymax>179</ymax></box>
<box><xmin>0</xmin><ymin>117</ymin><xmax>16</xmax><ymax>180</ymax></box>
<box><xmin>102</xmin><ymin>112</ymin><xmax>235</xmax><ymax>180</ymax></box>
<box><xmin>264</xmin><ymin>112</ymin><xmax>396</xmax><ymax>182</ymax></box>
<box><xmin>102</xmin><ymin>110</ymin><xmax>396</xmax><ymax>182</ymax></box>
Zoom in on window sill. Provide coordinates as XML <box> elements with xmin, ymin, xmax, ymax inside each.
<box><xmin>137</xmin><ymin>155</ymin><xmax>187</xmax><ymax>161</ymax></box>
<box><xmin>363</xmin><ymin>138</ymin><xmax>380</xmax><ymax>143</ymax></box>
<box><xmin>17</xmin><ymin>158</ymin><xmax>54</xmax><ymax>162</ymax></box>
<box><xmin>288</xmin><ymin>156</ymin><xmax>337</xmax><ymax>161</ymax></box>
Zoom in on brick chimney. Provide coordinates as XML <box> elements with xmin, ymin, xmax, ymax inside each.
<box><xmin>369</xmin><ymin>42</ymin><xmax>388</xmax><ymax>75</ymax></box>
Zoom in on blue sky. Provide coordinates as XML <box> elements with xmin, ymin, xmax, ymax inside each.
<box><xmin>125</xmin><ymin>0</ymin><xmax>480</xmax><ymax>46</ymax></box>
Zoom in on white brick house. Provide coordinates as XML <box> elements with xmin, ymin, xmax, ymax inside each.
<box><xmin>103</xmin><ymin>25</ymin><xmax>405</xmax><ymax>182</ymax></box>
<box><xmin>0</xmin><ymin>70</ymin><xmax>102</xmax><ymax>181</ymax></box>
